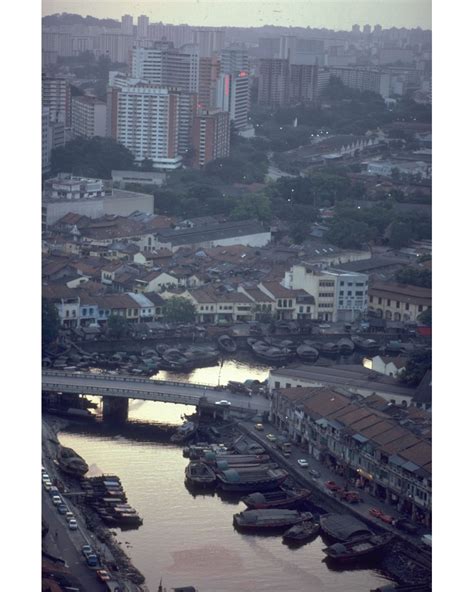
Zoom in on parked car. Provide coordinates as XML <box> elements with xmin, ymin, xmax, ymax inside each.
<box><xmin>297</xmin><ymin>459</ymin><xmax>309</xmax><ymax>468</ymax></box>
<box><xmin>96</xmin><ymin>569</ymin><xmax>111</xmax><ymax>582</ymax></box>
<box><xmin>68</xmin><ymin>519</ymin><xmax>78</xmax><ymax>530</ymax></box>
<box><xmin>82</xmin><ymin>544</ymin><xmax>93</xmax><ymax>557</ymax></box>
<box><xmin>266</xmin><ymin>434</ymin><xmax>277</xmax><ymax>442</ymax></box>
<box><xmin>215</xmin><ymin>400</ymin><xmax>231</xmax><ymax>406</ymax></box>
<box><xmin>42</xmin><ymin>473</ymin><xmax>50</xmax><ymax>482</ymax></box>
<box><xmin>325</xmin><ymin>481</ymin><xmax>341</xmax><ymax>492</ymax></box>
<box><xmin>57</xmin><ymin>504</ymin><xmax>68</xmax><ymax>515</ymax></box>
<box><xmin>309</xmin><ymin>469</ymin><xmax>320</xmax><ymax>479</ymax></box>
<box><xmin>65</xmin><ymin>511</ymin><xmax>74</xmax><ymax>521</ymax></box>
<box><xmin>254</xmin><ymin>423</ymin><xmax>264</xmax><ymax>431</ymax></box>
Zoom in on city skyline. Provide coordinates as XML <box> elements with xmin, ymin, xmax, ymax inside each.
<box><xmin>43</xmin><ymin>1</ymin><xmax>432</xmax><ymax>30</ymax></box>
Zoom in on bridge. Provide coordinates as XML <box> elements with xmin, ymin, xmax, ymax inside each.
<box><xmin>42</xmin><ymin>370</ymin><xmax>270</xmax><ymax>420</ymax></box>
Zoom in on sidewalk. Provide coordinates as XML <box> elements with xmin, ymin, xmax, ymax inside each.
<box><xmin>237</xmin><ymin>419</ymin><xmax>430</xmax><ymax>554</ymax></box>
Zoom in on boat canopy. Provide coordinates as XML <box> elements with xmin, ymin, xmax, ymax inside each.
<box><xmin>221</xmin><ymin>469</ymin><xmax>241</xmax><ymax>482</ymax></box>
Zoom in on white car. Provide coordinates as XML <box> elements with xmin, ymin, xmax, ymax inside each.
<box><xmin>52</xmin><ymin>495</ymin><xmax>63</xmax><ymax>506</ymax></box>
<box><xmin>68</xmin><ymin>519</ymin><xmax>78</xmax><ymax>531</ymax></box>
<box><xmin>266</xmin><ymin>434</ymin><xmax>277</xmax><ymax>442</ymax></box>
<box><xmin>297</xmin><ymin>459</ymin><xmax>309</xmax><ymax>468</ymax></box>
<box><xmin>215</xmin><ymin>400</ymin><xmax>231</xmax><ymax>406</ymax></box>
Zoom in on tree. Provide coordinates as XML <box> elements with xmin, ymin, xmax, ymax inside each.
<box><xmin>230</xmin><ymin>193</ymin><xmax>271</xmax><ymax>223</ymax></box>
<box><xmin>418</xmin><ymin>307</ymin><xmax>432</xmax><ymax>326</ymax></box>
<box><xmin>141</xmin><ymin>158</ymin><xmax>155</xmax><ymax>172</ymax></box>
<box><xmin>388</xmin><ymin>222</ymin><xmax>415</xmax><ymax>248</ymax></box>
<box><xmin>107</xmin><ymin>315</ymin><xmax>129</xmax><ymax>339</ymax></box>
<box><xmin>163</xmin><ymin>297</ymin><xmax>197</xmax><ymax>324</ymax></box>
<box><xmin>326</xmin><ymin>219</ymin><xmax>376</xmax><ymax>249</ymax></box>
<box><xmin>289</xmin><ymin>222</ymin><xmax>311</xmax><ymax>244</ymax></box>
<box><xmin>51</xmin><ymin>137</ymin><xmax>135</xmax><ymax>179</ymax></box>
<box><xmin>42</xmin><ymin>299</ymin><xmax>61</xmax><ymax>349</ymax></box>
<box><xmin>395</xmin><ymin>268</ymin><xmax>432</xmax><ymax>288</ymax></box>
<box><xmin>399</xmin><ymin>349</ymin><xmax>432</xmax><ymax>386</ymax></box>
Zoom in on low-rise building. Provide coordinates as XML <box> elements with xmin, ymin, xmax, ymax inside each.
<box><xmin>182</xmin><ymin>287</ymin><xmax>254</xmax><ymax>323</ymax></box>
<box><xmin>368</xmin><ymin>282</ymin><xmax>431</xmax><ymax>322</ymax></box>
<box><xmin>270</xmin><ymin>386</ymin><xmax>431</xmax><ymax>526</ymax></box>
<box><xmin>364</xmin><ymin>355</ymin><xmax>408</xmax><ymax>378</ymax></box>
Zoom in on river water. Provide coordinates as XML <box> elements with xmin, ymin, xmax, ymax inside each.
<box><xmin>58</xmin><ymin>359</ymin><xmax>393</xmax><ymax>592</ymax></box>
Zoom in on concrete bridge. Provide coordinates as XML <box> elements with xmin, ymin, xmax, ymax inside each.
<box><xmin>42</xmin><ymin>370</ymin><xmax>270</xmax><ymax>421</ymax></box>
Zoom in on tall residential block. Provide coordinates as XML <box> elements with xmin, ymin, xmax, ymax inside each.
<box><xmin>220</xmin><ymin>48</ymin><xmax>249</xmax><ymax>74</ymax></box>
<box><xmin>257</xmin><ymin>59</ymin><xmax>290</xmax><ymax>107</ymax></box>
<box><xmin>192</xmin><ymin>29</ymin><xmax>225</xmax><ymax>58</ymax></box>
<box><xmin>42</xmin><ymin>76</ymin><xmax>72</xmax><ymax>126</ymax></box>
<box><xmin>108</xmin><ymin>73</ymin><xmax>196</xmax><ymax>170</ymax></box>
<box><xmin>191</xmin><ymin>109</ymin><xmax>230</xmax><ymax>168</ymax></box>
<box><xmin>121</xmin><ymin>14</ymin><xmax>134</xmax><ymax>36</ymax></box>
<box><xmin>71</xmin><ymin>96</ymin><xmax>107</xmax><ymax>138</ymax></box>
<box><xmin>215</xmin><ymin>71</ymin><xmax>250</xmax><ymax>130</ymax></box>
<box><xmin>131</xmin><ymin>43</ymin><xmax>199</xmax><ymax>93</ymax></box>
<box><xmin>198</xmin><ymin>56</ymin><xmax>220</xmax><ymax>109</ymax></box>
<box><xmin>137</xmin><ymin>15</ymin><xmax>149</xmax><ymax>39</ymax></box>
<box><xmin>289</xmin><ymin>65</ymin><xmax>330</xmax><ymax>104</ymax></box>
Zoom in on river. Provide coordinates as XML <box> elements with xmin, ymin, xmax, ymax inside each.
<box><xmin>58</xmin><ymin>359</ymin><xmax>393</xmax><ymax>592</ymax></box>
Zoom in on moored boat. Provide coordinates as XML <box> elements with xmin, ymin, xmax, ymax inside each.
<box><xmin>233</xmin><ymin>509</ymin><xmax>313</xmax><ymax>530</ymax></box>
<box><xmin>320</xmin><ymin>513</ymin><xmax>373</xmax><ymax>542</ymax></box>
<box><xmin>352</xmin><ymin>336</ymin><xmax>379</xmax><ymax>353</ymax></box>
<box><xmin>322</xmin><ymin>533</ymin><xmax>394</xmax><ymax>562</ymax></box>
<box><xmin>171</xmin><ymin>421</ymin><xmax>197</xmax><ymax>443</ymax></box>
<box><xmin>317</xmin><ymin>341</ymin><xmax>340</xmax><ymax>357</ymax></box>
<box><xmin>282</xmin><ymin>520</ymin><xmax>320</xmax><ymax>543</ymax></box>
<box><xmin>217</xmin><ymin>466</ymin><xmax>288</xmax><ymax>492</ymax></box>
<box><xmin>242</xmin><ymin>487</ymin><xmax>312</xmax><ymax>509</ymax></box>
<box><xmin>185</xmin><ymin>461</ymin><xmax>216</xmax><ymax>487</ymax></box>
<box><xmin>337</xmin><ymin>337</ymin><xmax>355</xmax><ymax>355</ymax></box>
<box><xmin>296</xmin><ymin>344</ymin><xmax>319</xmax><ymax>362</ymax></box>
<box><xmin>217</xmin><ymin>334</ymin><xmax>237</xmax><ymax>353</ymax></box>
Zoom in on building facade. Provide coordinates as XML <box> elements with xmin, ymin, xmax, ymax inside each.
<box><xmin>71</xmin><ymin>96</ymin><xmax>107</xmax><ymax>138</ymax></box>
<box><xmin>257</xmin><ymin>59</ymin><xmax>290</xmax><ymax>107</ymax></box>
<box><xmin>191</xmin><ymin>109</ymin><xmax>230</xmax><ymax>168</ymax></box>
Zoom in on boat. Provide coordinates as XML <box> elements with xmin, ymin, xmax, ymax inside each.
<box><xmin>185</xmin><ymin>462</ymin><xmax>216</xmax><ymax>487</ymax></box>
<box><xmin>322</xmin><ymin>533</ymin><xmax>394</xmax><ymax>562</ymax></box>
<box><xmin>171</xmin><ymin>421</ymin><xmax>197</xmax><ymax>443</ymax></box>
<box><xmin>316</xmin><ymin>341</ymin><xmax>340</xmax><ymax>357</ymax></box>
<box><xmin>282</xmin><ymin>520</ymin><xmax>320</xmax><ymax>543</ymax></box>
<box><xmin>251</xmin><ymin>343</ymin><xmax>291</xmax><ymax>364</ymax></box>
<box><xmin>204</xmin><ymin>453</ymin><xmax>270</xmax><ymax>468</ymax></box>
<box><xmin>296</xmin><ymin>344</ymin><xmax>319</xmax><ymax>362</ymax></box>
<box><xmin>160</xmin><ymin>348</ymin><xmax>193</xmax><ymax>371</ymax></box>
<box><xmin>384</xmin><ymin>340</ymin><xmax>403</xmax><ymax>354</ymax></box>
<box><xmin>233</xmin><ymin>509</ymin><xmax>313</xmax><ymax>530</ymax></box>
<box><xmin>216</xmin><ymin>466</ymin><xmax>288</xmax><ymax>492</ymax></box>
<box><xmin>319</xmin><ymin>513</ymin><xmax>373</xmax><ymax>542</ymax></box>
<box><xmin>337</xmin><ymin>337</ymin><xmax>355</xmax><ymax>355</ymax></box>
<box><xmin>56</xmin><ymin>445</ymin><xmax>89</xmax><ymax>477</ymax></box>
<box><xmin>217</xmin><ymin>334</ymin><xmax>237</xmax><ymax>353</ymax></box>
<box><xmin>352</xmin><ymin>337</ymin><xmax>379</xmax><ymax>353</ymax></box>
<box><xmin>242</xmin><ymin>487</ymin><xmax>312</xmax><ymax>509</ymax></box>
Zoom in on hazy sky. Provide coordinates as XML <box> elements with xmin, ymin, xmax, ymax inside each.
<box><xmin>42</xmin><ymin>1</ymin><xmax>432</xmax><ymax>30</ymax></box>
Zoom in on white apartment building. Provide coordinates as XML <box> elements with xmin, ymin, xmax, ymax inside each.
<box><xmin>284</xmin><ymin>263</ymin><xmax>369</xmax><ymax>322</ymax></box>
<box><xmin>220</xmin><ymin>48</ymin><xmax>249</xmax><ymax>74</ymax></box>
<box><xmin>137</xmin><ymin>15</ymin><xmax>149</xmax><ymax>39</ymax></box>
<box><xmin>131</xmin><ymin>43</ymin><xmax>199</xmax><ymax>93</ymax></box>
<box><xmin>192</xmin><ymin>29</ymin><xmax>225</xmax><ymax>58</ymax></box>
<box><xmin>42</xmin><ymin>76</ymin><xmax>71</xmax><ymax>126</ymax></box>
<box><xmin>108</xmin><ymin>74</ymin><xmax>196</xmax><ymax>170</ymax></box>
<box><xmin>121</xmin><ymin>15</ymin><xmax>134</xmax><ymax>36</ymax></box>
<box><xmin>71</xmin><ymin>96</ymin><xmax>107</xmax><ymax>138</ymax></box>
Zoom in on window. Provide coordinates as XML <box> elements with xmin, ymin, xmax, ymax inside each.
<box><xmin>82</xmin><ymin>308</ymin><xmax>87</xmax><ymax>315</ymax></box>
<box><xmin>370</xmin><ymin>295</ymin><xmax>373</xmax><ymax>303</ymax></box>
<box><xmin>405</xmin><ymin>303</ymin><xmax>409</xmax><ymax>310</ymax></box>
<box><xmin>355</xmin><ymin>291</ymin><xmax>363</xmax><ymax>296</ymax></box>
<box><xmin>396</xmin><ymin>301</ymin><xmax>400</xmax><ymax>309</ymax></box>
<box><xmin>418</xmin><ymin>305</ymin><xmax>423</xmax><ymax>312</ymax></box>
<box><xmin>285</xmin><ymin>383</ymin><xmax>291</xmax><ymax>388</ymax></box>
<box><xmin>378</xmin><ymin>297</ymin><xmax>382</xmax><ymax>305</ymax></box>
<box><xmin>275</xmin><ymin>381</ymin><xmax>280</xmax><ymax>389</ymax></box>
<box><xmin>387</xmin><ymin>299</ymin><xmax>391</xmax><ymax>306</ymax></box>
<box><xmin>340</xmin><ymin>281</ymin><xmax>345</xmax><ymax>286</ymax></box>
<box><xmin>347</xmin><ymin>291</ymin><xmax>352</xmax><ymax>296</ymax></box>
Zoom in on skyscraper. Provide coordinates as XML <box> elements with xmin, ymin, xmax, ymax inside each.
<box><xmin>131</xmin><ymin>43</ymin><xmax>199</xmax><ymax>93</ymax></box>
<box><xmin>42</xmin><ymin>76</ymin><xmax>72</xmax><ymax>127</ymax></box>
<box><xmin>137</xmin><ymin>15</ymin><xmax>149</xmax><ymax>39</ymax></box>
<box><xmin>198</xmin><ymin>56</ymin><xmax>221</xmax><ymax>109</ymax></box>
<box><xmin>108</xmin><ymin>73</ymin><xmax>196</xmax><ymax>170</ymax></box>
<box><xmin>121</xmin><ymin>15</ymin><xmax>134</xmax><ymax>36</ymax></box>
<box><xmin>257</xmin><ymin>59</ymin><xmax>290</xmax><ymax>107</ymax></box>
<box><xmin>214</xmin><ymin>72</ymin><xmax>250</xmax><ymax>130</ymax></box>
<box><xmin>192</xmin><ymin>29</ymin><xmax>225</xmax><ymax>58</ymax></box>
<box><xmin>191</xmin><ymin>109</ymin><xmax>230</xmax><ymax>168</ymax></box>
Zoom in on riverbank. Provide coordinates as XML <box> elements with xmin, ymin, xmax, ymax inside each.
<box><xmin>42</xmin><ymin>415</ymin><xmax>148</xmax><ymax>592</ymax></box>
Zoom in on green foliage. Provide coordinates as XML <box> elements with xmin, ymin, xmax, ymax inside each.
<box><xmin>229</xmin><ymin>193</ymin><xmax>271</xmax><ymax>223</ymax></box>
<box><xmin>417</xmin><ymin>307</ymin><xmax>432</xmax><ymax>326</ymax></box>
<box><xmin>163</xmin><ymin>297</ymin><xmax>197</xmax><ymax>324</ymax></box>
<box><xmin>51</xmin><ymin>137</ymin><xmax>135</xmax><ymax>179</ymax></box>
<box><xmin>107</xmin><ymin>315</ymin><xmax>129</xmax><ymax>339</ymax></box>
<box><xmin>399</xmin><ymin>349</ymin><xmax>432</xmax><ymax>386</ymax></box>
<box><xmin>325</xmin><ymin>219</ymin><xmax>376</xmax><ymax>249</ymax></box>
<box><xmin>289</xmin><ymin>222</ymin><xmax>312</xmax><ymax>244</ymax></box>
<box><xmin>395</xmin><ymin>268</ymin><xmax>432</xmax><ymax>288</ymax></box>
<box><xmin>42</xmin><ymin>299</ymin><xmax>61</xmax><ymax>349</ymax></box>
<box><xmin>141</xmin><ymin>158</ymin><xmax>155</xmax><ymax>172</ymax></box>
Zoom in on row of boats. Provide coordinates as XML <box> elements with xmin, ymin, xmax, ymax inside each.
<box><xmin>182</xmin><ymin>442</ymin><xmax>395</xmax><ymax>561</ymax></box>
<box><xmin>246</xmin><ymin>336</ymin><xmax>382</xmax><ymax>364</ymax></box>
<box><xmin>81</xmin><ymin>475</ymin><xmax>143</xmax><ymax>528</ymax></box>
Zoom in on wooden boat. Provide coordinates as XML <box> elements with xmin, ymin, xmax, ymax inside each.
<box><xmin>316</xmin><ymin>341</ymin><xmax>340</xmax><ymax>357</ymax></box>
<box><xmin>216</xmin><ymin>466</ymin><xmax>288</xmax><ymax>492</ymax></box>
<box><xmin>233</xmin><ymin>509</ymin><xmax>313</xmax><ymax>530</ymax></box>
<box><xmin>337</xmin><ymin>337</ymin><xmax>355</xmax><ymax>355</ymax></box>
<box><xmin>296</xmin><ymin>344</ymin><xmax>319</xmax><ymax>362</ymax></box>
<box><xmin>242</xmin><ymin>487</ymin><xmax>312</xmax><ymax>509</ymax></box>
<box><xmin>319</xmin><ymin>513</ymin><xmax>373</xmax><ymax>542</ymax></box>
<box><xmin>217</xmin><ymin>334</ymin><xmax>237</xmax><ymax>353</ymax></box>
<box><xmin>322</xmin><ymin>533</ymin><xmax>394</xmax><ymax>562</ymax></box>
<box><xmin>171</xmin><ymin>421</ymin><xmax>197</xmax><ymax>443</ymax></box>
<box><xmin>282</xmin><ymin>520</ymin><xmax>320</xmax><ymax>543</ymax></box>
<box><xmin>185</xmin><ymin>462</ymin><xmax>216</xmax><ymax>487</ymax></box>
<box><xmin>352</xmin><ymin>336</ymin><xmax>379</xmax><ymax>353</ymax></box>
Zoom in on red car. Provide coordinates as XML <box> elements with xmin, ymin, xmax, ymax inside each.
<box><xmin>369</xmin><ymin>507</ymin><xmax>383</xmax><ymax>518</ymax></box>
<box><xmin>340</xmin><ymin>491</ymin><xmax>361</xmax><ymax>503</ymax></box>
<box><xmin>96</xmin><ymin>570</ymin><xmax>111</xmax><ymax>582</ymax></box>
<box><xmin>324</xmin><ymin>481</ymin><xmax>341</xmax><ymax>492</ymax></box>
<box><xmin>379</xmin><ymin>512</ymin><xmax>395</xmax><ymax>525</ymax></box>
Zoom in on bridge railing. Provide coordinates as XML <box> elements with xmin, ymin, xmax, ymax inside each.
<box><xmin>42</xmin><ymin>370</ymin><xmax>221</xmax><ymax>391</ymax></box>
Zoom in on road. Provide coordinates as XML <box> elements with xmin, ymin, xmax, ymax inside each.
<box><xmin>42</xmin><ymin>487</ymin><xmax>106</xmax><ymax>592</ymax></box>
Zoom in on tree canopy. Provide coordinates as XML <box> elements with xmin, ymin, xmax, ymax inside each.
<box><xmin>50</xmin><ymin>137</ymin><xmax>135</xmax><ymax>179</ymax></box>
<box><xmin>163</xmin><ymin>297</ymin><xmax>197</xmax><ymax>324</ymax></box>
<box><xmin>42</xmin><ymin>299</ymin><xmax>61</xmax><ymax>349</ymax></box>
<box><xmin>107</xmin><ymin>315</ymin><xmax>129</xmax><ymax>339</ymax></box>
